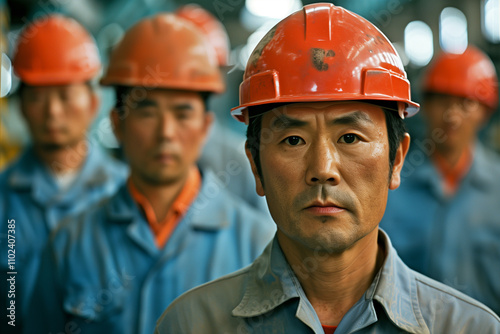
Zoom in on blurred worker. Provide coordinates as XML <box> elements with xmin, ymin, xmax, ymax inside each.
<box><xmin>26</xmin><ymin>13</ymin><xmax>274</xmax><ymax>334</ymax></box>
<box><xmin>380</xmin><ymin>46</ymin><xmax>500</xmax><ymax>314</ymax></box>
<box><xmin>177</xmin><ymin>4</ymin><xmax>270</xmax><ymax>214</ymax></box>
<box><xmin>0</xmin><ymin>14</ymin><xmax>127</xmax><ymax>333</ymax></box>
<box><xmin>156</xmin><ymin>4</ymin><xmax>500</xmax><ymax>333</ymax></box>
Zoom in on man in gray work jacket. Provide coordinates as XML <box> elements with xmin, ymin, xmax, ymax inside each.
<box><xmin>155</xmin><ymin>3</ymin><xmax>500</xmax><ymax>333</ymax></box>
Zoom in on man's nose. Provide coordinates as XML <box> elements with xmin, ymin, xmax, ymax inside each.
<box><xmin>305</xmin><ymin>139</ymin><xmax>341</xmax><ymax>186</ymax></box>
<box><xmin>158</xmin><ymin>112</ymin><xmax>176</xmax><ymax>139</ymax></box>
<box><xmin>45</xmin><ymin>95</ymin><xmax>64</xmax><ymax>118</ymax></box>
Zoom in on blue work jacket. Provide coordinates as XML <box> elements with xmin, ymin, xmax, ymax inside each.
<box><xmin>156</xmin><ymin>230</ymin><xmax>500</xmax><ymax>333</ymax></box>
<box><xmin>25</xmin><ymin>169</ymin><xmax>275</xmax><ymax>334</ymax></box>
<box><xmin>0</xmin><ymin>145</ymin><xmax>127</xmax><ymax>332</ymax></box>
<box><xmin>380</xmin><ymin>143</ymin><xmax>500</xmax><ymax>314</ymax></box>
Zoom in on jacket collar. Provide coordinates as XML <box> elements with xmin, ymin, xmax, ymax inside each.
<box><xmin>467</xmin><ymin>142</ymin><xmax>496</xmax><ymax>190</ymax></box>
<box><xmin>105</xmin><ymin>168</ymin><xmax>230</xmax><ymax>255</ymax></box>
<box><xmin>401</xmin><ymin>142</ymin><xmax>492</xmax><ymax>200</ymax></box>
<box><xmin>107</xmin><ymin>168</ymin><xmax>229</xmax><ymax>230</ymax></box>
<box><xmin>405</xmin><ymin>142</ymin><xmax>492</xmax><ymax>194</ymax></box>
<box><xmin>232</xmin><ymin>236</ymin><xmax>299</xmax><ymax>317</ymax></box>
<box><xmin>232</xmin><ymin>229</ymin><xmax>428</xmax><ymax>333</ymax></box>
<box><xmin>7</xmin><ymin>145</ymin><xmax>123</xmax><ymax>205</ymax></box>
<box><xmin>184</xmin><ymin>168</ymin><xmax>232</xmax><ymax>230</ymax></box>
<box><xmin>370</xmin><ymin>230</ymin><xmax>429</xmax><ymax>333</ymax></box>
<box><xmin>7</xmin><ymin>147</ymin><xmax>44</xmax><ymax>190</ymax></box>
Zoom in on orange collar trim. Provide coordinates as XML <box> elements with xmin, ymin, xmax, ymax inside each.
<box><xmin>432</xmin><ymin>147</ymin><xmax>473</xmax><ymax>195</ymax></box>
<box><xmin>128</xmin><ymin>166</ymin><xmax>201</xmax><ymax>247</ymax></box>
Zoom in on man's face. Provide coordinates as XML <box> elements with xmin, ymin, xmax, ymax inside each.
<box><xmin>246</xmin><ymin>102</ymin><xmax>408</xmax><ymax>254</ymax></box>
<box><xmin>113</xmin><ymin>89</ymin><xmax>212</xmax><ymax>185</ymax></box>
<box><xmin>423</xmin><ymin>93</ymin><xmax>488</xmax><ymax>152</ymax></box>
<box><xmin>21</xmin><ymin>84</ymin><xmax>98</xmax><ymax>149</ymax></box>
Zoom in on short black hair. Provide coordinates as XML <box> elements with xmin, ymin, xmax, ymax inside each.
<box><xmin>113</xmin><ymin>86</ymin><xmax>211</xmax><ymax>118</ymax></box>
<box><xmin>246</xmin><ymin>102</ymin><xmax>407</xmax><ymax>182</ymax></box>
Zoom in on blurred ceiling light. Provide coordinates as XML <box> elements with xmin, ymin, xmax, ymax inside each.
<box><xmin>241</xmin><ymin>0</ymin><xmax>302</xmax><ymax>31</ymax></box>
<box><xmin>392</xmin><ymin>42</ymin><xmax>410</xmax><ymax>67</ymax></box>
<box><xmin>483</xmin><ymin>0</ymin><xmax>500</xmax><ymax>43</ymax></box>
<box><xmin>245</xmin><ymin>0</ymin><xmax>302</xmax><ymax>19</ymax></box>
<box><xmin>440</xmin><ymin>7</ymin><xmax>468</xmax><ymax>54</ymax></box>
<box><xmin>97</xmin><ymin>23</ymin><xmax>125</xmax><ymax>53</ymax></box>
<box><xmin>236</xmin><ymin>22</ymin><xmax>277</xmax><ymax>70</ymax></box>
<box><xmin>1</xmin><ymin>53</ymin><xmax>12</xmax><ymax>98</ymax></box>
<box><xmin>239</xmin><ymin>0</ymin><xmax>302</xmax><ymax>67</ymax></box>
<box><xmin>404</xmin><ymin>21</ymin><xmax>433</xmax><ymax>67</ymax></box>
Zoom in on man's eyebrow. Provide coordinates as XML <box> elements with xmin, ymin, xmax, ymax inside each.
<box><xmin>270</xmin><ymin>115</ymin><xmax>308</xmax><ymax>130</ymax></box>
<box><xmin>173</xmin><ymin>103</ymin><xmax>195</xmax><ymax>111</ymax></box>
<box><xmin>330</xmin><ymin>110</ymin><xmax>374</xmax><ymax>126</ymax></box>
<box><xmin>135</xmin><ymin>99</ymin><xmax>158</xmax><ymax>108</ymax></box>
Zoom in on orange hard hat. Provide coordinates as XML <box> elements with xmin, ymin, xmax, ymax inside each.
<box><xmin>231</xmin><ymin>3</ymin><xmax>419</xmax><ymax>124</ymax></box>
<box><xmin>422</xmin><ymin>46</ymin><xmax>499</xmax><ymax>110</ymax></box>
<box><xmin>175</xmin><ymin>4</ymin><xmax>230</xmax><ymax>67</ymax></box>
<box><xmin>100</xmin><ymin>13</ymin><xmax>224</xmax><ymax>93</ymax></box>
<box><xmin>12</xmin><ymin>14</ymin><xmax>101</xmax><ymax>85</ymax></box>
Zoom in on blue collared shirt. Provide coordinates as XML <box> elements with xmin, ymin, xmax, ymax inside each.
<box><xmin>25</xmin><ymin>169</ymin><xmax>276</xmax><ymax>334</ymax></box>
<box><xmin>380</xmin><ymin>143</ymin><xmax>500</xmax><ymax>315</ymax></box>
<box><xmin>156</xmin><ymin>229</ymin><xmax>500</xmax><ymax>333</ymax></box>
<box><xmin>0</xmin><ymin>145</ymin><xmax>127</xmax><ymax>331</ymax></box>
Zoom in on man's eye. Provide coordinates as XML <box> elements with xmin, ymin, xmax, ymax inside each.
<box><xmin>176</xmin><ymin>111</ymin><xmax>191</xmax><ymax>120</ymax></box>
<box><xmin>137</xmin><ymin>109</ymin><xmax>155</xmax><ymax>117</ymax></box>
<box><xmin>339</xmin><ymin>134</ymin><xmax>359</xmax><ymax>144</ymax></box>
<box><xmin>284</xmin><ymin>136</ymin><xmax>303</xmax><ymax>146</ymax></box>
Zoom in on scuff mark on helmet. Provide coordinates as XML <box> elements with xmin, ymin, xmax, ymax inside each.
<box><xmin>249</xmin><ymin>26</ymin><xmax>278</xmax><ymax>67</ymax></box>
<box><xmin>310</xmin><ymin>48</ymin><xmax>335</xmax><ymax>71</ymax></box>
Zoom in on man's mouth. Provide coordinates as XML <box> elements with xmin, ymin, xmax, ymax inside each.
<box><xmin>304</xmin><ymin>200</ymin><xmax>346</xmax><ymax>215</ymax></box>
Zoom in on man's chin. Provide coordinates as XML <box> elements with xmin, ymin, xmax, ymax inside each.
<box><xmin>141</xmin><ymin>171</ymin><xmax>186</xmax><ymax>186</ymax></box>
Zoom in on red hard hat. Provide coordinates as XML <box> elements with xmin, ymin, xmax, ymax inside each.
<box><xmin>100</xmin><ymin>13</ymin><xmax>224</xmax><ymax>93</ymax></box>
<box><xmin>12</xmin><ymin>14</ymin><xmax>101</xmax><ymax>85</ymax></box>
<box><xmin>231</xmin><ymin>3</ymin><xmax>419</xmax><ymax>123</ymax></box>
<box><xmin>422</xmin><ymin>46</ymin><xmax>499</xmax><ymax>110</ymax></box>
<box><xmin>176</xmin><ymin>4</ymin><xmax>230</xmax><ymax>67</ymax></box>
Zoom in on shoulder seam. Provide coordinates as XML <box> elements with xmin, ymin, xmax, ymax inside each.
<box><xmin>415</xmin><ymin>276</ymin><xmax>499</xmax><ymax>319</ymax></box>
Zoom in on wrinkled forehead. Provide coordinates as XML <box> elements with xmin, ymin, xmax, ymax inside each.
<box><xmin>261</xmin><ymin>101</ymin><xmax>386</xmax><ymax>127</ymax></box>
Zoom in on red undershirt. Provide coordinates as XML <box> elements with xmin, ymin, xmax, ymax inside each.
<box><xmin>128</xmin><ymin>166</ymin><xmax>201</xmax><ymax>248</ymax></box>
<box><xmin>432</xmin><ymin>147</ymin><xmax>473</xmax><ymax>196</ymax></box>
<box><xmin>322</xmin><ymin>325</ymin><xmax>337</xmax><ymax>334</ymax></box>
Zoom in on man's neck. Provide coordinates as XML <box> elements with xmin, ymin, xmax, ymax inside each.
<box><xmin>432</xmin><ymin>143</ymin><xmax>472</xmax><ymax>167</ymax></box>
<box><xmin>280</xmin><ymin>228</ymin><xmax>384</xmax><ymax>326</ymax></box>
<box><xmin>34</xmin><ymin>141</ymin><xmax>88</xmax><ymax>174</ymax></box>
<box><xmin>130</xmin><ymin>171</ymin><xmax>190</xmax><ymax>222</ymax></box>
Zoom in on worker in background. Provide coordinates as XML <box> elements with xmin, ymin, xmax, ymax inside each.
<box><xmin>177</xmin><ymin>4</ymin><xmax>270</xmax><ymax>214</ymax></box>
<box><xmin>0</xmin><ymin>14</ymin><xmax>127</xmax><ymax>333</ymax></box>
<box><xmin>156</xmin><ymin>3</ymin><xmax>500</xmax><ymax>333</ymax></box>
<box><xmin>26</xmin><ymin>13</ymin><xmax>275</xmax><ymax>334</ymax></box>
<box><xmin>380</xmin><ymin>46</ymin><xmax>500</xmax><ymax>314</ymax></box>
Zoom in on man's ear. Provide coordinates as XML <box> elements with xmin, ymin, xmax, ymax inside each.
<box><xmin>245</xmin><ymin>141</ymin><xmax>265</xmax><ymax>196</ymax></box>
<box><xmin>389</xmin><ymin>133</ymin><xmax>411</xmax><ymax>190</ymax></box>
<box><xmin>110</xmin><ymin>108</ymin><xmax>123</xmax><ymax>144</ymax></box>
<box><xmin>477</xmin><ymin>104</ymin><xmax>491</xmax><ymax>127</ymax></box>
